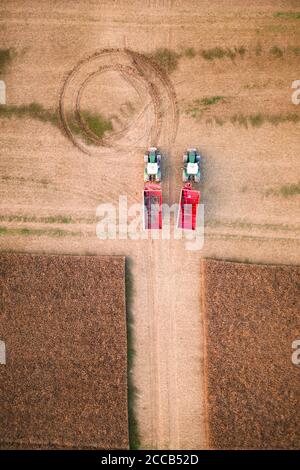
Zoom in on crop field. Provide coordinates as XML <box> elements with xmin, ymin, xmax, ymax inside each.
<box><xmin>0</xmin><ymin>253</ymin><xmax>128</xmax><ymax>449</ymax></box>
<box><xmin>0</xmin><ymin>0</ymin><xmax>300</xmax><ymax>449</ymax></box>
<box><xmin>201</xmin><ymin>259</ymin><xmax>300</xmax><ymax>450</ymax></box>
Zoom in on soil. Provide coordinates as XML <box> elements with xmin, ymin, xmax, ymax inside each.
<box><xmin>201</xmin><ymin>259</ymin><xmax>300</xmax><ymax>450</ymax></box>
<box><xmin>0</xmin><ymin>0</ymin><xmax>299</xmax><ymax>449</ymax></box>
<box><xmin>0</xmin><ymin>253</ymin><xmax>128</xmax><ymax>449</ymax></box>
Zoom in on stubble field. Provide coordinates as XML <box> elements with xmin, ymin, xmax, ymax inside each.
<box><xmin>0</xmin><ymin>0</ymin><xmax>300</xmax><ymax>449</ymax></box>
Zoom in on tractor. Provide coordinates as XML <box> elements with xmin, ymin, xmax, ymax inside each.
<box><xmin>143</xmin><ymin>147</ymin><xmax>162</xmax><ymax>230</ymax></box>
<box><xmin>177</xmin><ymin>148</ymin><xmax>201</xmax><ymax>231</ymax></box>
<box><xmin>144</xmin><ymin>147</ymin><xmax>161</xmax><ymax>183</ymax></box>
<box><xmin>182</xmin><ymin>148</ymin><xmax>201</xmax><ymax>183</ymax></box>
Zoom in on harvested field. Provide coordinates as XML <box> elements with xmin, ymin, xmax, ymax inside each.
<box><xmin>0</xmin><ymin>253</ymin><xmax>128</xmax><ymax>450</ymax></box>
<box><xmin>1</xmin><ymin>0</ymin><xmax>300</xmax><ymax>450</ymax></box>
<box><xmin>201</xmin><ymin>259</ymin><xmax>300</xmax><ymax>450</ymax></box>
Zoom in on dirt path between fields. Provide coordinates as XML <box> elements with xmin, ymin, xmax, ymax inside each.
<box><xmin>1</xmin><ymin>0</ymin><xmax>300</xmax><ymax>450</ymax></box>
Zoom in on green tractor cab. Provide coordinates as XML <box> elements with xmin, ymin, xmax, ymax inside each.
<box><xmin>183</xmin><ymin>148</ymin><xmax>201</xmax><ymax>183</ymax></box>
<box><xmin>144</xmin><ymin>147</ymin><xmax>162</xmax><ymax>182</ymax></box>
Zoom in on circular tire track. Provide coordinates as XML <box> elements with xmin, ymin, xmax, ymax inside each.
<box><xmin>127</xmin><ymin>50</ymin><xmax>179</xmax><ymax>147</ymax></box>
<box><xmin>76</xmin><ymin>64</ymin><xmax>161</xmax><ymax>145</ymax></box>
<box><xmin>59</xmin><ymin>48</ymin><xmax>179</xmax><ymax>155</ymax></box>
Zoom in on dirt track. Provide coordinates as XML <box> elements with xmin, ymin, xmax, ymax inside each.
<box><xmin>1</xmin><ymin>0</ymin><xmax>300</xmax><ymax>449</ymax></box>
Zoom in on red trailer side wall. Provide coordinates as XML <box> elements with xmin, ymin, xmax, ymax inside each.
<box><xmin>178</xmin><ymin>188</ymin><xmax>200</xmax><ymax>230</ymax></box>
<box><xmin>143</xmin><ymin>186</ymin><xmax>162</xmax><ymax>230</ymax></box>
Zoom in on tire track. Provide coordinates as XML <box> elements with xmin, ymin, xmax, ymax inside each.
<box><xmin>59</xmin><ymin>48</ymin><xmax>179</xmax><ymax>156</ymax></box>
<box><xmin>142</xmin><ymin>238</ymin><xmax>161</xmax><ymax>448</ymax></box>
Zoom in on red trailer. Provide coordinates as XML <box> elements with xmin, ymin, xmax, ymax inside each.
<box><xmin>177</xmin><ymin>183</ymin><xmax>200</xmax><ymax>231</ymax></box>
<box><xmin>143</xmin><ymin>183</ymin><xmax>163</xmax><ymax>230</ymax></box>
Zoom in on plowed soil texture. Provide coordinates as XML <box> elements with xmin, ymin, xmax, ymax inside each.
<box><xmin>0</xmin><ymin>253</ymin><xmax>128</xmax><ymax>449</ymax></box>
<box><xmin>201</xmin><ymin>259</ymin><xmax>300</xmax><ymax>450</ymax></box>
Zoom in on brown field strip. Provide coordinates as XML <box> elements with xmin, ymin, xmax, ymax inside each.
<box><xmin>1</xmin><ymin>0</ymin><xmax>300</xmax><ymax>449</ymax></box>
<box><xmin>0</xmin><ymin>253</ymin><xmax>128</xmax><ymax>449</ymax></box>
<box><xmin>201</xmin><ymin>259</ymin><xmax>300</xmax><ymax>450</ymax></box>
